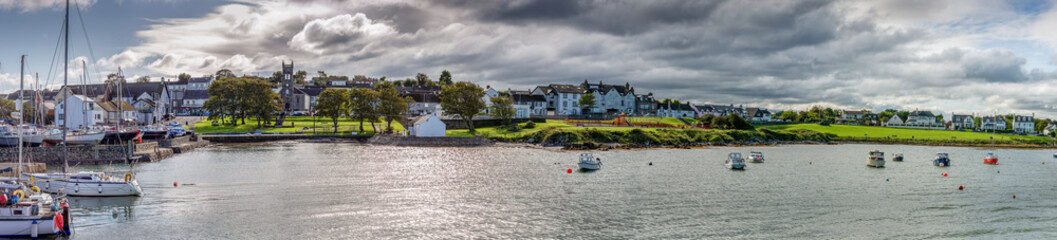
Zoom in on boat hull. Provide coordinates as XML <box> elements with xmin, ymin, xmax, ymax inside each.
<box><xmin>0</xmin><ymin>137</ymin><xmax>18</xmax><ymax>147</ymax></box>
<box><xmin>0</xmin><ymin>215</ymin><xmax>62</xmax><ymax>238</ymax></box>
<box><xmin>30</xmin><ymin>175</ymin><xmax>143</xmax><ymax>197</ymax></box>
<box><xmin>934</xmin><ymin>158</ymin><xmax>951</xmax><ymax>167</ymax></box>
<box><xmin>893</xmin><ymin>156</ymin><xmax>903</xmax><ymax>162</ymax></box>
<box><xmin>102</xmin><ymin>130</ymin><xmax>140</xmax><ymax>144</ymax></box>
<box><xmin>984</xmin><ymin>157</ymin><xmax>998</xmax><ymax>165</ymax></box>
<box><xmin>578</xmin><ymin>162</ymin><xmax>601</xmax><ymax>170</ymax></box>
<box><xmin>140</xmin><ymin>130</ymin><xmax>169</xmax><ymax>140</ymax></box>
<box><xmin>66</xmin><ymin>132</ymin><xmax>105</xmax><ymax>145</ymax></box>
<box><xmin>867</xmin><ymin>158</ymin><xmax>885</xmax><ymax>168</ymax></box>
<box><xmin>726</xmin><ymin>163</ymin><xmax>746</xmax><ymax>170</ymax></box>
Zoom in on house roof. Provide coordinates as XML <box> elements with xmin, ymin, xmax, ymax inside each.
<box><xmin>406</xmin><ymin>92</ymin><xmax>441</xmax><ymax>103</ymax></box>
<box><xmin>412</xmin><ymin>115</ymin><xmax>435</xmax><ymax>126</ymax></box>
<box><xmin>911</xmin><ymin>110</ymin><xmax>934</xmax><ymax>117</ymax></box>
<box><xmin>96</xmin><ymin>101</ymin><xmax>134</xmax><ymax>112</ymax></box>
<box><xmin>582</xmin><ymin>81</ymin><xmax>633</xmax><ymax>95</ymax></box>
<box><xmin>950</xmin><ymin>114</ymin><xmax>972</xmax><ymax>122</ymax></box>
<box><xmin>843</xmin><ymin>110</ymin><xmax>865</xmax><ymax>115</ymax></box>
<box><xmin>547</xmin><ymin>84</ymin><xmax>586</xmax><ymax>94</ymax></box>
<box><xmin>301</xmin><ymin>88</ymin><xmax>324</xmax><ymax>97</ymax></box>
<box><xmin>188</xmin><ymin>77</ymin><xmax>211</xmax><ymax>83</ymax></box>
<box><xmin>183</xmin><ymin>90</ymin><xmax>211</xmax><ymax>100</ymax></box>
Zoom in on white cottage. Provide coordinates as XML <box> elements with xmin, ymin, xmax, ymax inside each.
<box><xmin>55</xmin><ymin>95</ymin><xmax>105</xmax><ymax>129</ymax></box>
<box><xmin>408</xmin><ymin>115</ymin><xmax>446</xmax><ymax>137</ymax></box>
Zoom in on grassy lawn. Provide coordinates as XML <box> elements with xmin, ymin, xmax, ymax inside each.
<box><xmin>758</xmin><ymin>123</ymin><xmax>1053</xmax><ymax>143</ymax></box>
<box><xmin>446</xmin><ymin>119</ymin><xmax>683</xmax><ymax>138</ymax></box>
<box><xmin>623</xmin><ymin>117</ymin><xmax>696</xmax><ymax>127</ymax></box>
<box><xmin>194</xmin><ymin>116</ymin><xmax>404</xmax><ymax>134</ymax></box>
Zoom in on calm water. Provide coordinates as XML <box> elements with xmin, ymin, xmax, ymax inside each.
<box><xmin>62</xmin><ymin>143</ymin><xmax>1057</xmax><ymax>239</ymax></box>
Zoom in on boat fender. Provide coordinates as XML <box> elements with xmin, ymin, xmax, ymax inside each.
<box><xmin>125</xmin><ymin>173</ymin><xmax>133</xmax><ymax>182</ymax></box>
<box><xmin>98</xmin><ymin>184</ymin><xmax>103</xmax><ymax>194</ymax></box>
<box><xmin>74</xmin><ymin>184</ymin><xmax>79</xmax><ymax>193</ymax></box>
<box><xmin>0</xmin><ymin>194</ymin><xmax>6</xmax><ymax>205</ymax></box>
<box><xmin>54</xmin><ymin>211</ymin><xmax>63</xmax><ymax>231</ymax></box>
<box><xmin>31</xmin><ymin>186</ymin><xmax>40</xmax><ymax>193</ymax></box>
<box><xmin>10</xmin><ymin>195</ymin><xmax>18</xmax><ymax>205</ymax></box>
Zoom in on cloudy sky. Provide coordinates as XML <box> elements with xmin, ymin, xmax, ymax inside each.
<box><xmin>2</xmin><ymin>0</ymin><xmax>1057</xmax><ymax>118</ymax></box>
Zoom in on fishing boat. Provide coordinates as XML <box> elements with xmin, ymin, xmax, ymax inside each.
<box><xmin>725</xmin><ymin>153</ymin><xmax>746</xmax><ymax>170</ymax></box>
<box><xmin>984</xmin><ymin>152</ymin><xmax>998</xmax><ymax>165</ymax></box>
<box><xmin>892</xmin><ymin>153</ymin><xmax>903</xmax><ymax>162</ymax></box>
<box><xmin>867</xmin><ymin>150</ymin><xmax>885</xmax><ymax>168</ymax></box>
<box><xmin>578</xmin><ymin>153</ymin><xmax>602</xmax><ymax>170</ymax></box>
<box><xmin>749</xmin><ymin>151</ymin><xmax>764</xmax><ymax>163</ymax></box>
<box><xmin>27</xmin><ymin>172</ymin><xmax>143</xmax><ymax>197</ymax></box>
<box><xmin>934</xmin><ymin>153</ymin><xmax>951</xmax><ymax>167</ymax></box>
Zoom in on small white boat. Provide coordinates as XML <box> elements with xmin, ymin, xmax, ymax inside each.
<box><xmin>65</xmin><ymin>130</ymin><xmax>105</xmax><ymax>145</ymax></box>
<box><xmin>42</xmin><ymin>129</ymin><xmax>64</xmax><ymax>145</ymax></box>
<box><xmin>28</xmin><ymin>172</ymin><xmax>143</xmax><ymax>197</ymax></box>
<box><xmin>892</xmin><ymin>153</ymin><xmax>903</xmax><ymax>162</ymax></box>
<box><xmin>0</xmin><ymin>183</ymin><xmax>70</xmax><ymax>238</ymax></box>
<box><xmin>867</xmin><ymin>150</ymin><xmax>885</xmax><ymax>168</ymax></box>
<box><xmin>578</xmin><ymin>153</ymin><xmax>602</xmax><ymax>170</ymax></box>
<box><xmin>934</xmin><ymin>152</ymin><xmax>951</xmax><ymax>167</ymax></box>
<box><xmin>17</xmin><ymin>125</ymin><xmax>44</xmax><ymax>147</ymax></box>
<box><xmin>725</xmin><ymin>153</ymin><xmax>746</xmax><ymax>170</ymax></box>
<box><xmin>749</xmin><ymin>151</ymin><xmax>764</xmax><ymax>163</ymax></box>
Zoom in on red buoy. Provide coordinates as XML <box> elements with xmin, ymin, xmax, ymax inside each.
<box><xmin>1013</xmin><ymin>195</ymin><xmax>1016</xmax><ymax>199</ymax></box>
<box><xmin>567</xmin><ymin>169</ymin><xmax>572</xmax><ymax>173</ymax></box>
<box><xmin>173</xmin><ymin>182</ymin><xmax>179</xmax><ymax>187</ymax></box>
<box><xmin>809</xmin><ymin>161</ymin><xmax>812</xmax><ymax>165</ymax></box>
<box><xmin>958</xmin><ymin>185</ymin><xmax>964</xmax><ymax>190</ymax></box>
<box><xmin>942</xmin><ymin>173</ymin><xmax>948</xmax><ymax>177</ymax></box>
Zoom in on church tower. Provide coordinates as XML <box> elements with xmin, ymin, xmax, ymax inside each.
<box><xmin>281</xmin><ymin>60</ymin><xmax>295</xmax><ymax>113</ymax></box>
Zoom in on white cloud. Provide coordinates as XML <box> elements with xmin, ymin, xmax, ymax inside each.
<box><xmin>288</xmin><ymin>13</ymin><xmax>397</xmax><ymax>54</ymax></box>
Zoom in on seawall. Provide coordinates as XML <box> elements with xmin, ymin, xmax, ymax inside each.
<box><xmin>367</xmin><ymin>135</ymin><xmax>493</xmax><ymax>147</ymax></box>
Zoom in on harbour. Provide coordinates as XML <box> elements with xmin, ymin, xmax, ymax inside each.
<box><xmin>66</xmin><ymin>142</ymin><xmax>1057</xmax><ymax>239</ymax></box>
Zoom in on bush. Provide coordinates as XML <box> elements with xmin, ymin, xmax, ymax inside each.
<box><xmin>524</xmin><ymin>121</ymin><xmax>536</xmax><ymax>129</ymax></box>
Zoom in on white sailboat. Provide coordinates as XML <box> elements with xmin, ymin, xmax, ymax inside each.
<box><xmin>0</xmin><ymin>55</ymin><xmax>71</xmax><ymax>238</ymax></box>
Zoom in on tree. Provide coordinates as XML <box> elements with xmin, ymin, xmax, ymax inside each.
<box><xmin>439</xmin><ymin>81</ymin><xmax>486</xmax><ymax>132</ymax></box>
<box><xmin>136</xmin><ymin>76</ymin><xmax>150</xmax><ymax>83</ymax></box>
<box><xmin>178</xmin><ymin>73</ymin><xmax>191</xmax><ymax>82</ymax></box>
<box><xmin>973</xmin><ymin>117</ymin><xmax>983</xmax><ymax>130</ymax></box>
<box><xmin>896</xmin><ymin>111</ymin><xmax>910</xmax><ymax>123</ymax></box>
<box><xmin>438</xmin><ymin>70</ymin><xmax>453</xmax><ymax>86</ymax></box>
<box><xmin>697</xmin><ymin>114</ymin><xmax>715</xmax><ymax>124</ymax></box>
<box><xmin>672</xmin><ymin>99</ymin><xmax>681</xmax><ymax>105</ymax></box>
<box><xmin>204</xmin><ymin>77</ymin><xmax>280</xmax><ymax>127</ymax></box>
<box><xmin>243</xmin><ymin>78</ymin><xmax>281</xmax><ymax>128</ymax></box>
<box><xmin>348</xmin><ymin>88</ymin><xmax>381</xmax><ymax>132</ymax></box>
<box><xmin>578</xmin><ymin>93</ymin><xmax>595</xmax><ymax>115</ymax></box>
<box><xmin>0</xmin><ymin>98</ymin><xmax>14</xmax><ymax>120</ymax></box>
<box><xmin>315</xmin><ymin>89</ymin><xmax>349</xmax><ymax>132</ymax></box>
<box><xmin>711</xmin><ymin>115</ymin><xmax>730</xmax><ymax>129</ymax></box>
<box><xmin>728</xmin><ymin>113</ymin><xmax>754</xmax><ymax>130</ymax></box>
<box><xmin>415</xmin><ymin>73</ymin><xmax>430</xmax><ymax>86</ymax></box>
<box><xmin>268</xmin><ymin>71</ymin><xmax>283</xmax><ymax>83</ymax></box>
<box><xmin>403</xmin><ymin>78</ymin><xmax>415</xmax><ymax>87</ymax></box>
<box><xmin>780</xmin><ymin>111</ymin><xmax>798</xmax><ymax>121</ymax></box>
<box><xmin>935</xmin><ymin>114</ymin><xmax>944</xmax><ymax>124</ymax></box>
<box><xmin>215</xmin><ymin>69</ymin><xmax>235</xmax><ymax>80</ymax></box>
<box><xmin>294</xmin><ymin>70</ymin><xmax>307</xmax><ymax>84</ymax></box>
<box><xmin>489</xmin><ymin>96</ymin><xmax>515</xmax><ymax>124</ymax></box>
<box><xmin>376</xmin><ymin>84</ymin><xmax>412</xmax><ymax>132</ymax></box>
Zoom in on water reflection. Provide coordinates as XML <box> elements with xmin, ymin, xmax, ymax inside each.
<box><xmin>68</xmin><ymin>197</ymin><xmax>139</xmax><ymax>222</ymax></box>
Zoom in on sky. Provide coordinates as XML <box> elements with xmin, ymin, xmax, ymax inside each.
<box><xmin>2</xmin><ymin>0</ymin><xmax>1057</xmax><ymax>118</ymax></box>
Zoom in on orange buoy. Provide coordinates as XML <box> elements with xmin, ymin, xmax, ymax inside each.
<box><xmin>567</xmin><ymin>169</ymin><xmax>572</xmax><ymax>173</ymax></box>
<box><xmin>173</xmin><ymin>182</ymin><xmax>179</xmax><ymax>187</ymax></box>
<box><xmin>958</xmin><ymin>185</ymin><xmax>964</xmax><ymax>190</ymax></box>
<box><xmin>943</xmin><ymin>173</ymin><xmax>948</xmax><ymax>177</ymax></box>
<box><xmin>1013</xmin><ymin>195</ymin><xmax>1016</xmax><ymax>199</ymax></box>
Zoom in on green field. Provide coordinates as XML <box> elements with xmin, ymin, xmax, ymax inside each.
<box><xmin>758</xmin><ymin>124</ymin><xmax>1055</xmax><ymax>144</ymax></box>
<box><xmin>194</xmin><ymin>116</ymin><xmax>404</xmax><ymax>134</ymax></box>
<box><xmin>446</xmin><ymin>119</ymin><xmax>833</xmax><ymax>145</ymax></box>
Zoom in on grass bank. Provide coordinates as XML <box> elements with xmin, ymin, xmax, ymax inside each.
<box><xmin>194</xmin><ymin>116</ymin><xmax>404</xmax><ymax>134</ymax></box>
<box><xmin>758</xmin><ymin>124</ymin><xmax>1057</xmax><ymax>146</ymax></box>
<box><xmin>447</xmin><ymin>120</ymin><xmax>833</xmax><ymax>145</ymax></box>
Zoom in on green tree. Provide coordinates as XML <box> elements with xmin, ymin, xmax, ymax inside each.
<box><xmin>348</xmin><ymin>88</ymin><xmax>381</xmax><ymax>132</ymax></box>
<box><xmin>244</xmin><ymin>78</ymin><xmax>281</xmax><ymax>128</ymax></box>
<box><xmin>896</xmin><ymin>111</ymin><xmax>910</xmax><ymax>123</ymax></box>
<box><xmin>780</xmin><ymin>111</ymin><xmax>798</xmax><ymax>121</ymax></box>
<box><xmin>403</xmin><ymin>78</ymin><xmax>415</xmax><ymax>87</ymax></box>
<box><xmin>489</xmin><ymin>96</ymin><xmax>515</xmax><ymax>124</ymax></box>
<box><xmin>376</xmin><ymin>84</ymin><xmax>412</xmax><ymax>132</ymax></box>
<box><xmin>178</xmin><ymin>73</ymin><xmax>191</xmax><ymax>83</ymax></box>
<box><xmin>973</xmin><ymin>117</ymin><xmax>983</xmax><ymax>130</ymax></box>
<box><xmin>294</xmin><ymin>70</ymin><xmax>307</xmax><ymax>84</ymax></box>
<box><xmin>215</xmin><ymin>69</ymin><xmax>235</xmax><ymax>80</ymax></box>
<box><xmin>415</xmin><ymin>73</ymin><xmax>431</xmax><ymax>86</ymax></box>
<box><xmin>935</xmin><ymin>114</ymin><xmax>944</xmax><ymax>124</ymax></box>
<box><xmin>728</xmin><ymin>113</ymin><xmax>754</xmax><ymax>130</ymax></box>
<box><xmin>697</xmin><ymin>114</ymin><xmax>715</xmax><ymax>124</ymax></box>
<box><xmin>711</xmin><ymin>115</ymin><xmax>730</xmax><ymax>129</ymax></box>
<box><xmin>315</xmin><ymin>89</ymin><xmax>349</xmax><ymax>132</ymax></box>
<box><xmin>578</xmin><ymin>93</ymin><xmax>595</xmax><ymax>115</ymax></box>
<box><xmin>439</xmin><ymin>81</ymin><xmax>486</xmax><ymax>132</ymax></box>
<box><xmin>438</xmin><ymin>70</ymin><xmax>453</xmax><ymax>86</ymax></box>
<box><xmin>268</xmin><ymin>71</ymin><xmax>282</xmax><ymax>83</ymax></box>
<box><xmin>0</xmin><ymin>98</ymin><xmax>15</xmax><ymax>120</ymax></box>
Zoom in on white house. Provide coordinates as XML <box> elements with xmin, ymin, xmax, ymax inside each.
<box><xmin>885</xmin><ymin>115</ymin><xmax>903</xmax><ymax>126</ymax></box>
<box><xmin>407</xmin><ymin>115</ymin><xmax>446</xmax><ymax>137</ymax></box>
<box><xmin>509</xmin><ymin>90</ymin><xmax>546</xmax><ymax>118</ymax></box>
<box><xmin>981</xmin><ymin>116</ymin><xmax>1006</xmax><ymax>131</ymax></box>
<box><xmin>657</xmin><ymin>102</ymin><xmax>695</xmax><ymax>118</ymax></box>
<box><xmin>1044</xmin><ymin>124</ymin><xmax>1056</xmax><ymax>136</ymax></box>
<box><xmin>580</xmin><ymin>80</ymin><xmax>636</xmax><ymax>115</ymax></box>
<box><xmin>746</xmin><ymin>108</ymin><xmax>773</xmax><ymax>122</ymax></box>
<box><xmin>532</xmin><ymin>84</ymin><xmax>585</xmax><ymax>116</ymax></box>
<box><xmin>948</xmin><ymin>114</ymin><xmax>974</xmax><ymax>130</ymax></box>
<box><xmin>1012</xmin><ymin>114</ymin><xmax>1034</xmax><ymax>133</ymax></box>
<box><xmin>55</xmin><ymin>94</ymin><xmax>105</xmax><ymax>129</ymax></box>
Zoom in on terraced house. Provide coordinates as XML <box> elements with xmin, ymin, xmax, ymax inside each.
<box><xmin>580</xmin><ymin>80</ymin><xmax>636</xmax><ymax>116</ymax></box>
<box><xmin>532</xmin><ymin>84</ymin><xmax>586</xmax><ymax>116</ymax></box>
<box><xmin>1012</xmin><ymin>114</ymin><xmax>1035</xmax><ymax>133</ymax></box>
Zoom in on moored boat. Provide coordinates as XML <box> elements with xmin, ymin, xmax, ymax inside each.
<box><xmin>934</xmin><ymin>153</ymin><xmax>951</xmax><ymax>167</ymax></box>
<box><xmin>140</xmin><ymin>128</ymin><xmax>169</xmax><ymax>140</ymax></box>
<box><xmin>27</xmin><ymin>172</ymin><xmax>143</xmax><ymax>197</ymax></box>
<box><xmin>42</xmin><ymin>129</ymin><xmax>63</xmax><ymax>145</ymax></box>
<box><xmin>893</xmin><ymin>153</ymin><xmax>903</xmax><ymax>162</ymax></box>
<box><xmin>867</xmin><ymin>150</ymin><xmax>885</xmax><ymax>168</ymax></box>
<box><xmin>0</xmin><ymin>183</ymin><xmax>71</xmax><ymax>238</ymax></box>
<box><xmin>65</xmin><ymin>130</ymin><xmax>105</xmax><ymax>145</ymax></box>
<box><xmin>102</xmin><ymin>128</ymin><xmax>141</xmax><ymax>145</ymax></box>
<box><xmin>578</xmin><ymin>153</ymin><xmax>602</xmax><ymax>170</ymax></box>
<box><xmin>725</xmin><ymin>153</ymin><xmax>746</xmax><ymax>170</ymax></box>
<box><xmin>16</xmin><ymin>125</ymin><xmax>43</xmax><ymax>147</ymax></box>
<box><xmin>0</xmin><ymin>126</ymin><xmax>18</xmax><ymax>147</ymax></box>
<box><xmin>984</xmin><ymin>152</ymin><xmax>998</xmax><ymax>165</ymax></box>
<box><xmin>749</xmin><ymin>151</ymin><xmax>764</xmax><ymax>163</ymax></box>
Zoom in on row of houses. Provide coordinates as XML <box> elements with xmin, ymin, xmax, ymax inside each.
<box><xmin>865</xmin><ymin>110</ymin><xmax>1038</xmax><ymax>133</ymax></box>
<box><xmin>4</xmin><ymin>81</ymin><xmax>174</xmax><ymax>127</ymax></box>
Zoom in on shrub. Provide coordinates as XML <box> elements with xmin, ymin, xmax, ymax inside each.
<box><xmin>524</xmin><ymin>121</ymin><xmax>536</xmax><ymax>129</ymax></box>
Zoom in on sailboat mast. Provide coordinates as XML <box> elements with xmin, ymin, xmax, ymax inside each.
<box><xmin>18</xmin><ymin>55</ymin><xmax>25</xmax><ymax>179</ymax></box>
<box><xmin>61</xmin><ymin>0</ymin><xmax>70</xmax><ymax>174</ymax></box>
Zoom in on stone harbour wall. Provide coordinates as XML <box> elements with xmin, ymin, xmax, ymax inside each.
<box><xmin>367</xmin><ymin>135</ymin><xmax>493</xmax><ymax>147</ymax></box>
